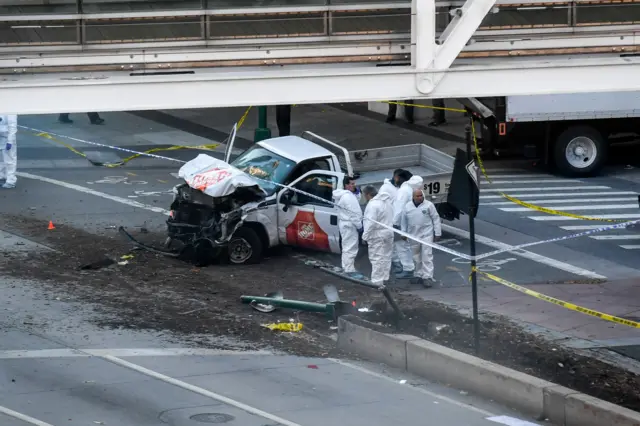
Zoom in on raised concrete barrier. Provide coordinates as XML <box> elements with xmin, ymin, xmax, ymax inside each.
<box><xmin>337</xmin><ymin>316</ymin><xmax>640</xmax><ymax>426</ymax></box>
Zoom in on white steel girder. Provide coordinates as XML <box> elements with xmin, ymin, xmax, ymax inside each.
<box><xmin>2</xmin><ymin>56</ymin><xmax>640</xmax><ymax>115</ymax></box>
<box><xmin>1</xmin><ymin>0</ymin><xmax>640</xmax><ymax>114</ymax></box>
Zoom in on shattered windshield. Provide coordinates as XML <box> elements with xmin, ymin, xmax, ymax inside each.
<box><xmin>231</xmin><ymin>146</ymin><xmax>296</xmax><ymax>196</ymax></box>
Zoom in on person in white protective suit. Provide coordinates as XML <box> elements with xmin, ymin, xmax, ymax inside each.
<box><xmin>393</xmin><ymin>172</ymin><xmax>424</xmax><ymax>279</ymax></box>
<box><xmin>332</xmin><ymin>176</ymin><xmax>364</xmax><ymax>279</ymax></box>
<box><xmin>0</xmin><ymin>114</ymin><xmax>18</xmax><ymax>189</ymax></box>
<box><xmin>401</xmin><ymin>189</ymin><xmax>442</xmax><ymax>287</ymax></box>
<box><xmin>380</xmin><ymin>169</ymin><xmax>402</xmax><ymax>270</ymax></box>
<box><xmin>362</xmin><ymin>184</ymin><xmax>394</xmax><ymax>285</ymax></box>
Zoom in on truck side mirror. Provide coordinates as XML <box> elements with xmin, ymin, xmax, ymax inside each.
<box><xmin>281</xmin><ymin>189</ymin><xmax>293</xmax><ymax>211</ymax></box>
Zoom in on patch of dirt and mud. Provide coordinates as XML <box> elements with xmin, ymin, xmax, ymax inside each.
<box><xmin>0</xmin><ymin>215</ymin><xmax>382</xmax><ymax>357</ymax></box>
<box><xmin>2</xmin><ymin>215</ymin><xmax>639</xmax><ymax>413</ymax></box>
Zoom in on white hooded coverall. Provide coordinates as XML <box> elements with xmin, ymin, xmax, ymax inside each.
<box><xmin>401</xmin><ymin>198</ymin><xmax>442</xmax><ymax>279</ymax></box>
<box><xmin>332</xmin><ymin>188</ymin><xmax>363</xmax><ymax>273</ymax></box>
<box><xmin>0</xmin><ymin>114</ymin><xmax>17</xmax><ymax>186</ymax></box>
<box><xmin>393</xmin><ymin>175</ymin><xmax>424</xmax><ymax>272</ymax></box>
<box><xmin>379</xmin><ymin>178</ymin><xmax>400</xmax><ymax>264</ymax></box>
<box><xmin>362</xmin><ymin>187</ymin><xmax>394</xmax><ymax>285</ymax></box>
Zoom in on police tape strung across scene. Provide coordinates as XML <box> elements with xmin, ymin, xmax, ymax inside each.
<box><xmin>20</xmin><ymin>123</ymin><xmax>640</xmax><ymax>262</ymax></box>
<box><xmin>474</xmin><ymin>267</ymin><xmax>640</xmax><ymax>329</ymax></box>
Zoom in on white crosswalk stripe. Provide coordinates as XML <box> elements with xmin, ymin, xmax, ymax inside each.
<box><xmin>483</xmin><ymin>197</ymin><xmax>637</xmax><ymax>206</ymax></box>
<box><xmin>480</xmin><ymin>191</ymin><xmax>635</xmax><ymax>199</ymax></box>
<box><xmin>479</xmin><ymin>168</ymin><xmax>640</xmax><ymax>250</ymax></box>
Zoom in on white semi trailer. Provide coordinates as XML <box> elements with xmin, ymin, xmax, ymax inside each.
<box><xmin>462</xmin><ymin>92</ymin><xmax>640</xmax><ymax>177</ymax></box>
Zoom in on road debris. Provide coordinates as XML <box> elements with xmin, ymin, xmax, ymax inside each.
<box><xmin>262</xmin><ymin>323</ymin><xmax>303</xmax><ymax>332</ymax></box>
<box><xmin>79</xmin><ymin>257</ymin><xmax>115</xmax><ymax>271</ymax></box>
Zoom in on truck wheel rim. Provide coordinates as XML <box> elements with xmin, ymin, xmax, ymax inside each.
<box><xmin>566</xmin><ymin>137</ymin><xmax>597</xmax><ymax>169</ymax></box>
<box><xmin>229</xmin><ymin>238</ymin><xmax>252</xmax><ymax>263</ymax></box>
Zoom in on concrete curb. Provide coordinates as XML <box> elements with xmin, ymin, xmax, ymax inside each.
<box><xmin>337</xmin><ymin>316</ymin><xmax>640</xmax><ymax>426</ymax></box>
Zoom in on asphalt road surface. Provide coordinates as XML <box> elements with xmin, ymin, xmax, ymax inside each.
<box><xmin>1</xmin><ymin>274</ymin><xmax>539</xmax><ymax>426</ymax></box>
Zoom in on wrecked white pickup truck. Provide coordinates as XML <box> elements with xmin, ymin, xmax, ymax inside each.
<box><xmin>165</xmin><ymin>129</ymin><xmax>456</xmax><ymax>265</ymax></box>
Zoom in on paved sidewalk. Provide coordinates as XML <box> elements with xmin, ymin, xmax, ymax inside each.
<box><xmin>140</xmin><ymin>103</ymin><xmax>467</xmax><ymax>155</ymax></box>
<box><xmin>412</xmin><ymin>278</ymin><xmax>640</xmax><ymax>350</ymax></box>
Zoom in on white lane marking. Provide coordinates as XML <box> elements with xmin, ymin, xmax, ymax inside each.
<box><xmin>485</xmin><ymin>179</ymin><xmax>578</xmax><ymax>184</ymax></box>
<box><xmin>0</xmin><ymin>405</ymin><xmax>54</xmax><ymax>426</ymax></box>
<box><xmin>483</xmin><ymin>197</ymin><xmax>637</xmax><ymax>206</ymax></box>
<box><xmin>481</xmin><ymin>191</ymin><xmax>635</xmax><ymax>199</ymax></box>
<box><xmin>0</xmin><ymin>348</ymin><xmax>272</xmax><ymax>359</ymax></box>
<box><xmin>329</xmin><ymin>358</ymin><xmax>494</xmax><ymax>417</ymax></box>
<box><xmin>620</xmin><ymin>245</ymin><xmax>640</xmax><ymax>249</ymax></box>
<box><xmin>100</xmin><ymin>355</ymin><xmax>302</xmax><ymax>426</ymax></box>
<box><xmin>561</xmin><ymin>225</ymin><xmax>615</xmax><ymax>230</ymax></box>
<box><xmin>482</xmin><ymin>185</ymin><xmax>610</xmax><ymax>193</ymax></box>
<box><xmin>528</xmin><ymin>214</ymin><xmax>640</xmax><ymax>221</ymax></box>
<box><xmin>17</xmin><ymin>172</ymin><xmax>171</xmax><ymax>216</ymax></box>
<box><xmin>500</xmin><ymin>204</ymin><xmax>638</xmax><ymax>212</ymax></box>
<box><xmin>590</xmin><ymin>235</ymin><xmax>640</xmax><ymax>240</ymax></box>
<box><xmin>487</xmin><ymin>415</ymin><xmax>540</xmax><ymax>426</ymax></box>
<box><xmin>170</xmin><ymin>172</ymin><xmax>180</xmax><ymax>179</ymax></box>
<box><xmin>442</xmin><ymin>224</ymin><xmax>605</xmax><ymax>279</ymax></box>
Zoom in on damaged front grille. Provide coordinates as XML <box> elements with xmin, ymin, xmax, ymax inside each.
<box><xmin>167</xmin><ymin>183</ymin><xmax>262</xmax><ymax>248</ymax></box>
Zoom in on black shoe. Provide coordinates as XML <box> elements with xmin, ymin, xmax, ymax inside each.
<box><xmin>59</xmin><ymin>117</ymin><xmax>73</xmax><ymax>124</ymax></box>
<box><xmin>385</xmin><ymin>116</ymin><xmax>396</xmax><ymax>124</ymax></box>
<box><xmin>428</xmin><ymin>120</ymin><xmax>446</xmax><ymax>127</ymax></box>
<box><xmin>91</xmin><ymin>118</ymin><xmax>105</xmax><ymax>125</ymax></box>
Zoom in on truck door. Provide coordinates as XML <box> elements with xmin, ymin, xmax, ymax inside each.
<box><xmin>276</xmin><ymin>170</ymin><xmax>344</xmax><ymax>253</ymax></box>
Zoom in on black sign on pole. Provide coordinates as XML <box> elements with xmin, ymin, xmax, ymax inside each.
<box><xmin>446</xmin><ymin>149</ymin><xmax>479</xmax><ymax>217</ymax></box>
<box><xmin>447</xmin><ymin>125</ymin><xmax>481</xmax><ymax>355</ymax></box>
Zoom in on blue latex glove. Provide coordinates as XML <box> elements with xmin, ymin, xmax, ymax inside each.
<box><xmin>5</xmin><ymin>143</ymin><xmax>11</xmax><ymax>151</ymax></box>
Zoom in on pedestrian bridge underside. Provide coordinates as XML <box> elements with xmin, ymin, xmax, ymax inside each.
<box><xmin>1</xmin><ymin>0</ymin><xmax>640</xmax><ymax>113</ymax></box>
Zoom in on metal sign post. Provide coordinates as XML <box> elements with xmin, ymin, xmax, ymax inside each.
<box><xmin>464</xmin><ymin>124</ymin><xmax>481</xmax><ymax>355</ymax></box>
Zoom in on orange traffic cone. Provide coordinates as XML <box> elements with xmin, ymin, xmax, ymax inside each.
<box><xmin>48</xmin><ymin>220</ymin><xmax>55</xmax><ymax>230</ymax></box>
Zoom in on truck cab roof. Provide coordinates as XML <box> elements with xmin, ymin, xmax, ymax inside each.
<box><xmin>258</xmin><ymin>136</ymin><xmax>333</xmax><ymax>163</ymax></box>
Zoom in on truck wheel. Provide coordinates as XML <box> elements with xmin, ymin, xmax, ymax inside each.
<box><xmin>554</xmin><ymin>126</ymin><xmax>606</xmax><ymax>177</ymax></box>
<box><xmin>228</xmin><ymin>227</ymin><xmax>263</xmax><ymax>265</ymax></box>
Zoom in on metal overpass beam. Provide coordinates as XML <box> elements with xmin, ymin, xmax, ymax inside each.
<box><xmin>1</xmin><ymin>56</ymin><xmax>640</xmax><ymax>115</ymax></box>
<box><xmin>417</xmin><ymin>0</ymin><xmax>498</xmax><ymax>93</ymax></box>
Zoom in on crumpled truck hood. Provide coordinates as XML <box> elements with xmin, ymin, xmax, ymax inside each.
<box><xmin>178</xmin><ymin>154</ymin><xmax>267</xmax><ymax>199</ymax></box>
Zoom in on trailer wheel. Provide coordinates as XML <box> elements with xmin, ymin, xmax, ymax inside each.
<box><xmin>554</xmin><ymin>126</ymin><xmax>606</xmax><ymax>177</ymax></box>
<box><xmin>228</xmin><ymin>227</ymin><xmax>263</xmax><ymax>265</ymax></box>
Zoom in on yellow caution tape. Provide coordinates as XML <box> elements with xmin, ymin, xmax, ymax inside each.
<box><xmin>28</xmin><ymin>106</ymin><xmax>253</xmax><ymax>168</ymax></box>
<box><xmin>381</xmin><ymin>100</ymin><xmax>466</xmax><ymax>113</ymax></box>
<box><xmin>237</xmin><ymin>105</ymin><xmax>252</xmax><ymax>129</ymax></box>
<box><xmin>36</xmin><ymin>132</ymin><xmax>87</xmax><ymax>158</ymax></box>
<box><xmin>262</xmin><ymin>322</ymin><xmax>303</xmax><ymax>332</ymax></box>
<box><xmin>471</xmin><ymin>267</ymin><xmax>640</xmax><ymax>329</ymax></box>
<box><xmin>103</xmin><ymin>144</ymin><xmax>221</xmax><ymax>168</ymax></box>
<box><xmin>469</xmin><ymin>117</ymin><xmax>626</xmax><ymax>222</ymax></box>
<box><xmin>35</xmin><ymin>131</ymin><xmax>220</xmax><ymax>168</ymax></box>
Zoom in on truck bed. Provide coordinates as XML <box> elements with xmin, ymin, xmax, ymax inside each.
<box><xmin>350</xmin><ymin>143</ymin><xmax>453</xmax><ymax>182</ymax></box>
<box><xmin>348</xmin><ymin>143</ymin><xmax>454</xmax><ymax>202</ymax></box>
